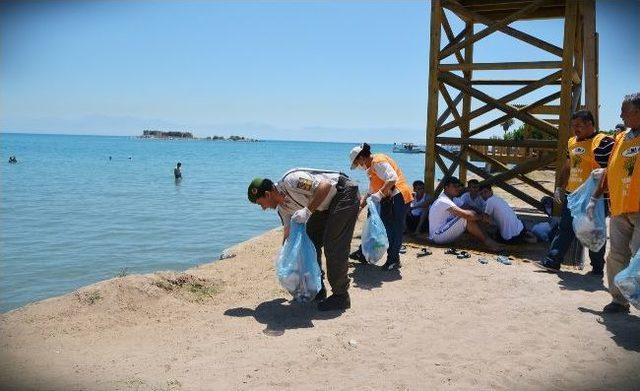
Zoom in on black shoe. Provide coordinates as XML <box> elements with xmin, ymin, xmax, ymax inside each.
<box><xmin>349</xmin><ymin>249</ymin><xmax>367</xmax><ymax>264</ymax></box>
<box><xmin>317</xmin><ymin>293</ymin><xmax>350</xmax><ymax>311</ymax></box>
<box><xmin>588</xmin><ymin>269</ymin><xmax>604</xmax><ymax>277</ymax></box>
<box><xmin>602</xmin><ymin>301</ymin><xmax>630</xmax><ymax>314</ymax></box>
<box><xmin>535</xmin><ymin>257</ymin><xmax>561</xmax><ymax>272</ymax></box>
<box><xmin>382</xmin><ymin>259</ymin><xmax>400</xmax><ymax>270</ymax></box>
<box><xmin>313</xmin><ymin>286</ymin><xmax>327</xmax><ymax>302</ymax></box>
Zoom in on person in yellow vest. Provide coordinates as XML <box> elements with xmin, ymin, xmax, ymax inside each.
<box><xmin>536</xmin><ymin>110</ymin><xmax>615</xmax><ymax>274</ymax></box>
<box><xmin>348</xmin><ymin>143</ymin><xmax>413</xmax><ymax>270</ymax></box>
<box><xmin>588</xmin><ymin>93</ymin><xmax>640</xmax><ymax>313</ymax></box>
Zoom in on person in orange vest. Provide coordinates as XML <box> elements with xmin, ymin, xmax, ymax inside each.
<box><xmin>536</xmin><ymin>110</ymin><xmax>615</xmax><ymax>275</ymax></box>
<box><xmin>588</xmin><ymin>93</ymin><xmax>640</xmax><ymax>313</ymax></box>
<box><xmin>348</xmin><ymin>143</ymin><xmax>414</xmax><ymax>270</ymax></box>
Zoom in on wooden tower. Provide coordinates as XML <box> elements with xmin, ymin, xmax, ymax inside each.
<box><xmin>424</xmin><ymin>0</ymin><xmax>598</xmax><ymax>211</ymax></box>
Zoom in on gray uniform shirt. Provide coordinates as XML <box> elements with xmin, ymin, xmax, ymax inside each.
<box><xmin>275</xmin><ymin>168</ymin><xmax>342</xmax><ymax>228</ymax></box>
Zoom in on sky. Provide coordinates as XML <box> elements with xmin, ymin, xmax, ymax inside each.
<box><xmin>1</xmin><ymin>0</ymin><xmax>638</xmax><ymax>143</ymax></box>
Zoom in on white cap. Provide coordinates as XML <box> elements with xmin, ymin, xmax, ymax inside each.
<box><xmin>349</xmin><ymin>145</ymin><xmax>363</xmax><ymax>170</ymax></box>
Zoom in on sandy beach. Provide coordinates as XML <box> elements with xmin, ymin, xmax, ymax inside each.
<box><xmin>2</xmin><ymin>176</ymin><xmax>640</xmax><ymax>391</ymax></box>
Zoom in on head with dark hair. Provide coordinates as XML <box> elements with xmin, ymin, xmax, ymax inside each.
<box><xmin>412</xmin><ymin>180</ymin><xmax>425</xmax><ymax>196</ymax></box>
<box><xmin>441</xmin><ymin>176</ymin><xmax>462</xmax><ymax>197</ymax></box>
<box><xmin>349</xmin><ymin>143</ymin><xmax>373</xmax><ymax>169</ymax></box>
<box><xmin>615</xmin><ymin>123</ymin><xmax>626</xmax><ymax>131</ymax></box>
<box><xmin>479</xmin><ymin>183</ymin><xmax>493</xmax><ymax>200</ymax></box>
<box><xmin>247</xmin><ymin>177</ymin><xmax>276</xmax><ymax>206</ymax></box>
<box><xmin>467</xmin><ymin>179</ymin><xmax>480</xmax><ymax>197</ymax></box>
<box><xmin>571</xmin><ymin>110</ymin><xmax>596</xmax><ymax>140</ymax></box>
<box><xmin>412</xmin><ymin>180</ymin><xmax>425</xmax><ymax>188</ymax></box>
<box><xmin>621</xmin><ymin>93</ymin><xmax>640</xmax><ymax>130</ymax></box>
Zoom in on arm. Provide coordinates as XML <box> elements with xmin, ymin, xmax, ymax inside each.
<box><xmin>448</xmin><ymin>205</ymin><xmax>479</xmax><ymax>221</ymax></box>
<box><xmin>307</xmin><ymin>181</ymin><xmax>332</xmax><ymax>212</ymax></box>
<box><xmin>557</xmin><ymin>158</ymin><xmax>571</xmax><ymax>190</ymax></box>
<box><xmin>282</xmin><ymin>226</ymin><xmax>290</xmax><ymax>244</ymax></box>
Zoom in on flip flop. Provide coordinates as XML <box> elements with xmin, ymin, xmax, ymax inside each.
<box><xmin>457</xmin><ymin>251</ymin><xmax>471</xmax><ymax>259</ymax></box>
<box><xmin>399</xmin><ymin>245</ymin><xmax>407</xmax><ymax>254</ymax></box>
<box><xmin>496</xmin><ymin>256</ymin><xmax>512</xmax><ymax>265</ymax></box>
<box><xmin>416</xmin><ymin>248</ymin><xmax>432</xmax><ymax>258</ymax></box>
<box><xmin>478</xmin><ymin>258</ymin><xmax>489</xmax><ymax>264</ymax></box>
<box><xmin>444</xmin><ymin>248</ymin><xmax>459</xmax><ymax>255</ymax></box>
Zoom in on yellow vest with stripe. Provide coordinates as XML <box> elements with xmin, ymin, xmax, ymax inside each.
<box><xmin>608</xmin><ymin>131</ymin><xmax>640</xmax><ymax>216</ymax></box>
<box><xmin>566</xmin><ymin>133</ymin><xmax>607</xmax><ymax>192</ymax></box>
<box><xmin>367</xmin><ymin>154</ymin><xmax>414</xmax><ymax>204</ymax></box>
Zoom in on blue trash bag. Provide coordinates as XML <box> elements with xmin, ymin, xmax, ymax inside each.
<box><xmin>614</xmin><ymin>249</ymin><xmax>640</xmax><ymax>310</ymax></box>
<box><xmin>566</xmin><ymin>170</ymin><xmax>607</xmax><ymax>252</ymax></box>
<box><xmin>361</xmin><ymin>198</ymin><xmax>389</xmax><ymax>266</ymax></box>
<box><xmin>275</xmin><ymin>221</ymin><xmax>322</xmax><ymax>302</ymax></box>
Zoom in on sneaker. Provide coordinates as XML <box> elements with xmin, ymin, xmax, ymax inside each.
<box><xmin>602</xmin><ymin>301</ymin><xmax>630</xmax><ymax>314</ymax></box>
<box><xmin>382</xmin><ymin>259</ymin><xmax>400</xmax><ymax>270</ymax></box>
<box><xmin>349</xmin><ymin>249</ymin><xmax>367</xmax><ymax>264</ymax></box>
<box><xmin>317</xmin><ymin>293</ymin><xmax>350</xmax><ymax>311</ymax></box>
<box><xmin>313</xmin><ymin>286</ymin><xmax>327</xmax><ymax>302</ymax></box>
<box><xmin>535</xmin><ymin>257</ymin><xmax>561</xmax><ymax>272</ymax></box>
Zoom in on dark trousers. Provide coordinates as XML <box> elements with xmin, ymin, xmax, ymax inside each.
<box><xmin>406</xmin><ymin>213</ymin><xmax>426</xmax><ymax>233</ymax></box>
<box><xmin>546</xmin><ymin>201</ymin><xmax>606</xmax><ymax>272</ymax></box>
<box><xmin>380</xmin><ymin>193</ymin><xmax>410</xmax><ymax>263</ymax></box>
<box><xmin>305</xmin><ymin>179</ymin><xmax>359</xmax><ymax>295</ymax></box>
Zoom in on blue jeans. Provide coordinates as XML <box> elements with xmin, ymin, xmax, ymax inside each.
<box><xmin>380</xmin><ymin>193</ymin><xmax>410</xmax><ymax>263</ymax></box>
<box><xmin>546</xmin><ymin>201</ymin><xmax>606</xmax><ymax>272</ymax></box>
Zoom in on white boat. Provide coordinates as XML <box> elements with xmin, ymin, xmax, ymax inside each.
<box><xmin>392</xmin><ymin>142</ymin><xmax>426</xmax><ymax>154</ymax></box>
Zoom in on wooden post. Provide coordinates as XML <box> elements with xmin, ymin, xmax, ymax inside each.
<box><xmin>460</xmin><ymin>20</ymin><xmax>473</xmax><ymax>184</ymax></box>
<box><xmin>582</xmin><ymin>0</ymin><xmax>598</xmax><ymax>128</ymax></box>
<box><xmin>425</xmin><ymin>0</ymin><xmax>442</xmax><ymax>194</ymax></box>
<box><xmin>554</xmin><ymin>0</ymin><xmax>579</xmax><ymax>215</ymax></box>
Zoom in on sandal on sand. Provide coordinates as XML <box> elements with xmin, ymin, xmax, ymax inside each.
<box><xmin>457</xmin><ymin>251</ymin><xmax>471</xmax><ymax>259</ymax></box>
<box><xmin>496</xmin><ymin>256</ymin><xmax>512</xmax><ymax>265</ymax></box>
<box><xmin>416</xmin><ymin>248</ymin><xmax>432</xmax><ymax>258</ymax></box>
<box><xmin>445</xmin><ymin>248</ymin><xmax>459</xmax><ymax>255</ymax></box>
<box><xmin>478</xmin><ymin>258</ymin><xmax>489</xmax><ymax>264</ymax></box>
<box><xmin>399</xmin><ymin>245</ymin><xmax>407</xmax><ymax>254</ymax></box>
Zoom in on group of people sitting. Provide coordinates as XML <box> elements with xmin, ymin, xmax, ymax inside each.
<box><xmin>405</xmin><ymin>177</ymin><xmax>536</xmax><ymax>252</ymax></box>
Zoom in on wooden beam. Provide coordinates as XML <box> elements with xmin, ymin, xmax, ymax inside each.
<box><xmin>468</xmin><ymin>91</ymin><xmax>561</xmax><ymax>137</ymax></box>
<box><xmin>439</xmin><ymin>0</ymin><xmax>547</xmax><ymax>60</ymax></box>
<box><xmin>466</xmin><ymin>146</ymin><xmax>554</xmax><ymax>196</ymax></box>
<box><xmin>440</xmin><ymin>61</ymin><xmax>562</xmax><ymax>71</ymax></box>
<box><xmin>436</xmin><ymin>137</ymin><xmax>557</xmax><ymax>149</ymax></box>
<box><xmin>434</xmin><ymin>150</ymin><xmax>462</xmax><ymax>196</ymax></box>
<box><xmin>435</xmin><ymin>154</ymin><xmax>448</xmax><ymax>174</ymax></box>
<box><xmin>425</xmin><ymin>0</ymin><xmax>443</xmax><ymax>194</ymax></box>
<box><xmin>554</xmin><ymin>0</ymin><xmax>578</xmax><ymax>214</ymax></box>
<box><xmin>438</xmin><ymin>70</ymin><xmax>562</xmax><ymax>134</ymax></box>
<box><xmin>470</xmin><ymin>79</ymin><xmax>561</xmax><ymax>85</ymax></box>
<box><xmin>460</xmin><ymin>20</ymin><xmax>474</xmax><ymax>183</ymax></box>
<box><xmin>441</xmin><ymin>0</ymin><xmax>563</xmax><ymax>57</ymax></box>
<box><xmin>440</xmin><ymin>8</ymin><xmax>465</xmax><ymax>65</ymax></box>
<box><xmin>436</xmin><ymin>91</ymin><xmax>464</xmax><ymax>127</ymax></box>
<box><xmin>439</xmin><ymin>71</ymin><xmax>559</xmax><ymax>136</ymax></box>
<box><xmin>436</xmin><ymin>145</ymin><xmax>545</xmax><ymax>210</ymax></box>
<box><xmin>525</xmin><ymin>105</ymin><xmax>560</xmax><ymax>115</ymax></box>
<box><xmin>583</xmin><ymin>0</ymin><xmax>598</xmax><ymax>128</ymax></box>
<box><xmin>439</xmin><ymin>83</ymin><xmax>463</xmax><ymax>129</ymax></box>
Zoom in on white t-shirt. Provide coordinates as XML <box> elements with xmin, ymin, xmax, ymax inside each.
<box><xmin>275</xmin><ymin>168</ymin><xmax>341</xmax><ymax>228</ymax></box>
<box><xmin>483</xmin><ymin>195</ymin><xmax>524</xmax><ymax>240</ymax></box>
<box><xmin>454</xmin><ymin>192</ymin><xmax>485</xmax><ymax>213</ymax></box>
<box><xmin>428</xmin><ymin>194</ymin><xmax>458</xmax><ymax>239</ymax></box>
<box><xmin>368</xmin><ymin>161</ymin><xmax>400</xmax><ymax>197</ymax></box>
<box><xmin>410</xmin><ymin>193</ymin><xmax>431</xmax><ymax>217</ymax></box>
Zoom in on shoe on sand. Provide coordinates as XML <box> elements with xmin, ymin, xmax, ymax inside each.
<box><xmin>313</xmin><ymin>286</ymin><xmax>327</xmax><ymax>302</ymax></box>
<box><xmin>317</xmin><ymin>293</ymin><xmax>350</xmax><ymax>311</ymax></box>
<box><xmin>349</xmin><ymin>249</ymin><xmax>367</xmax><ymax>264</ymax></box>
<box><xmin>535</xmin><ymin>258</ymin><xmax>560</xmax><ymax>272</ymax></box>
<box><xmin>602</xmin><ymin>302</ymin><xmax>630</xmax><ymax>314</ymax></box>
<box><xmin>381</xmin><ymin>259</ymin><xmax>401</xmax><ymax>270</ymax></box>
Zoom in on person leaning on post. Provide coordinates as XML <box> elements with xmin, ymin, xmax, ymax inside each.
<box><xmin>247</xmin><ymin>168</ymin><xmax>359</xmax><ymax>312</ymax></box>
<box><xmin>588</xmin><ymin>93</ymin><xmax>640</xmax><ymax>314</ymax></box>
<box><xmin>536</xmin><ymin>109</ymin><xmax>615</xmax><ymax>275</ymax></box>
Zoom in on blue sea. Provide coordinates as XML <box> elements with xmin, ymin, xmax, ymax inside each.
<box><xmin>0</xmin><ymin>133</ymin><xmax>443</xmax><ymax>312</ymax></box>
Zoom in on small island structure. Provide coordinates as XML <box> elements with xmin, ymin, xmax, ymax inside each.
<box><xmin>139</xmin><ymin>130</ymin><xmax>259</xmax><ymax>142</ymax></box>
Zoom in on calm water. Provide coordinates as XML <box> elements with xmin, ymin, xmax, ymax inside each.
<box><xmin>0</xmin><ymin>133</ymin><xmax>442</xmax><ymax>312</ymax></box>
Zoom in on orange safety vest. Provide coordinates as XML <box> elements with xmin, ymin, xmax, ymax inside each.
<box><xmin>367</xmin><ymin>154</ymin><xmax>414</xmax><ymax>204</ymax></box>
<box><xmin>566</xmin><ymin>133</ymin><xmax>608</xmax><ymax>192</ymax></box>
<box><xmin>607</xmin><ymin>131</ymin><xmax>640</xmax><ymax>216</ymax></box>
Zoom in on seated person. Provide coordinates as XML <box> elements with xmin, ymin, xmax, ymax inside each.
<box><xmin>428</xmin><ymin>176</ymin><xmax>501</xmax><ymax>251</ymax></box>
<box><xmin>453</xmin><ymin>179</ymin><xmax>485</xmax><ymax>213</ymax></box>
<box><xmin>478</xmin><ymin>184</ymin><xmax>536</xmax><ymax>244</ymax></box>
<box><xmin>406</xmin><ymin>180</ymin><xmax>431</xmax><ymax>233</ymax></box>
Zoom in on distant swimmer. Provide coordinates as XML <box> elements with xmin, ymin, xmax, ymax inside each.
<box><xmin>128</xmin><ymin>156</ymin><xmax>132</xmax><ymax>160</ymax></box>
<box><xmin>8</xmin><ymin>155</ymin><xmax>17</xmax><ymax>164</ymax></box>
<box><xmin>174</xmin><ymin>162</ymin><xmax>182</xmax><ymax>179</ymax></box>
<box><xmin>109</xmin><ymin>156</ymin><xmax>112</xmax><ymax>161</ymax></box>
